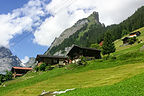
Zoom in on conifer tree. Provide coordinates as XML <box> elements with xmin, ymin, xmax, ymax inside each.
<box><xmin>102</xmin><ymin>32</ymin><xmax>115</xmax><ymax>57</ymax></box>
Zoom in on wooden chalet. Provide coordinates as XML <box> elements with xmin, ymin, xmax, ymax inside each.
<box><xmin>129</xmin><ymin>31</ymin><xmax>141</xmax><ymax>37</ymax></box>
<box><xmin>122</xmin><ymin>37</ymin><xmax>130</xmax><ymax>44</ymax></box>
<box><xmin>67</xmin><ymin>45</ymin><xmax>101</xmax><ymax>60</ymax></box>
<box><xmin>11</xmin><ymin>67</ymin><xmax>32</xmax><ymax>78</ymax></box>
<box><xmin>36</xmin><ymin>55</ymin><xmax>68</xmax><ymax>66</ymax></box>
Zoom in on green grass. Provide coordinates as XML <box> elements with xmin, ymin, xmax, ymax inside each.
<box><xmin>114</xmin><ymin>27</ymin><xmax>144</xmax><ymax>51</ymax></box>
<box><xmin>1</xmin><ymin>46</ymin><xmax>144</xmax><ymax>96</ymax></box>
<box><xmin>0</xmin><ymin>27</ymin><xmax>144</xmax><ymax>96</ymax></box>
<box><xmin>58</xmin><ymin>71</ymin><xmax>144</xmax><ymax>96</ymax></box>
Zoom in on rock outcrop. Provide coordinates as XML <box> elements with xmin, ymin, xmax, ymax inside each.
<box><xmin>0</xmin><ymin>47</ymin><xmax>21</xmax><ymax>74</ymax></box>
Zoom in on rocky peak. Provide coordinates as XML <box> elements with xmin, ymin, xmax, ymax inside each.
<box><xmin>45</xmin><ymin>11</ymin><xmax>100</xmax><ymax>55</ymax></box>
<box><xmin>0</xmin><ymin>47</ymin><xmax>12</xmax><ymax>58</ymax></box>
<box><xmin>0</xmin><ymin>46</ymin><xmax>21</xmax><ymax>75</ymax></box>
<box><xmin>74</xmin><ymin>18</ymin><xmax>89</xmax><ymax>26</ymax></box>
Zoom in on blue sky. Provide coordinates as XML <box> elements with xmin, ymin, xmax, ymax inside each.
<box><xmin>0</xmin><ymin>0</ymin><xmax>29</xmax><ymax>14</ymax></box>
<box><xmin>0</xmin><ymin>0</ymin><xmax>49</xmax><ymax>61</ymax></box>
<box><xmin>0</xmin><ymin>0</ymin><xmax>143</xmax><ymax>63</ymax></box>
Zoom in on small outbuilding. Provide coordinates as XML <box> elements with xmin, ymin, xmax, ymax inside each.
<box><xmin>67</xmin><ymin>45</ymin><xmax>101</xmax><ymax>60</ymax></box>
<box><xmin>36</xmin><ymin>55</ymin><xmax>68</xmax><ymax>66</ymax></box>
<box><xmin>11</xmin><ymin>67</ymin><xmax>32</xmax><ymax>78</ymax></box>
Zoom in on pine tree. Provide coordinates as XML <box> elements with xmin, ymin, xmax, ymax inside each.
<box><xmin>102</xmin><ymin>32</ymin><xmax>115</xmax><ymax>57</ymax></box>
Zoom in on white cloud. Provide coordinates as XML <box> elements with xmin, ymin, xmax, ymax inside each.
<box><xmin>21</xmin><ymin>56</ymin><xmax>29</xmax><ymax>65</ymax></box>
<box><xmin>0</xmin><ymin>0</ymin><xmax>46</xmax><ymax>47</ymax></box>
<box><xmin>0</xmin><ymin>0</ymin><xmax>144</xmax><ymax>48</ymax></box>
<box><xmin>34</xmin><ymin>0</ymin><xmax>144</xmax><ymax>46</ymax></box>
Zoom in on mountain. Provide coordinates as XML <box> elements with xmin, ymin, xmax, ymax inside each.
<box><xmin>24</xmin><ymin>57</ymin><xmax>36</xmax><ymax>68</ymax></box>
<box><xmin>0</xmin><ymin>47</ymin><xmax>21</xmax><ymax>74</ymax></box>
<box><xmin>45</xmin><ymin>11</ymin><xmax>105</xmax><ymax>56</ymax></box>
<box><xmin>45</xmin><ymin>6</ymin><xmax>144</xmax><ymax>56</ymax></box>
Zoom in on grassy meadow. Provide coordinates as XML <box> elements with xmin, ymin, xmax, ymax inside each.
<box><xmin>0</xmin><ymin>27</ymin><xmax>144</xmax><ymax>96</ymax></box>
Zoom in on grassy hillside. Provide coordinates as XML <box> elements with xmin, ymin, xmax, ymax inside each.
<box><xmin>0</xmin><ymin>28</ymin><xmax>144</xmax><ymax>96</ymax></box>
<box><xmin>59</xmin><ymin>72</ymin><xmax>144</xmax><ymax>96</ymax></box>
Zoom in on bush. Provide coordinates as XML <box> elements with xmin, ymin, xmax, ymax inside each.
<box><xmin>39</xmin><ymin>63</ymin><xmax>47</xmax><ymax>71</ymax></box>
<box><xmin>78</xmin><ymin>56</ymin><xmax>87</xmax><ymax>66</ymax></box>
<box><xmin>34</xmin><ymin>66</ymin><xmax>39</xmax><ymax>72</ymax></box>
<box><xmin>4</xmin><ymin>71</ymin><xmax>13</xmax><ymax>81</ymax></box>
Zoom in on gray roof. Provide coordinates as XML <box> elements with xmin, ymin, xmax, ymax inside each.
<box><xmin>36</xmin><ymin>55</ymin><xmax>68</xmax><ymax>60</ymax></box>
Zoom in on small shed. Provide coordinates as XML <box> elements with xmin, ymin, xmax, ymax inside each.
<box><xmin>11</xmin><ymin>67</ymin><xmax>32</xmax><ymax>78</ymax></box>
<box><xmin>36</xmin><ymin>55</ymin><xmax>68</xmax><ymax>66</ymax></box>
<box><xmin>67</xmin><ymin>45</ymin><xmax>101</xmax><ymax>60</ymax></box>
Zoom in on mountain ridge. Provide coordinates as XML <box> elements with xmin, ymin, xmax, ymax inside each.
<box><xmin>45</xmin><ymin>11</ymin><xmax>101</xmax><ymax>55</ymax></box>
<box><xmin>0</xmin><ymin>47</ymin><xmax>21</xmax><ymax>74</ymax></box>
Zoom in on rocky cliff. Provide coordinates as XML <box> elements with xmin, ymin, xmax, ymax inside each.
<box><xmin>45</xmin><ymin>11</ymin><xmax>101</xmax><ymax>55</ymax></box>
<box><xmin>0</xmin><ymin>47</ymin><xmax>21</xmax><ymax>74</ymax></box>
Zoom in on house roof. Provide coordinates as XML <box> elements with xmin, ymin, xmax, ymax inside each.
<box><xmin>67</xmin><ymin>45</ymin><xmax>101</xmax><ymax>56</ymax></box>
<box><xmin>36</xmin><ymin>55</ymin><xmax>68</xmax><ymax>60</ymax></box>
<box><xmin>12</xmin><ymin>67</ymin><xmax>33</xmax><ymax>70</ymax></box>
<box><xmin>129</xmin><ymin>31</ymin><xmax>141</xmax><ymax>35</ymax></box>
<box><xmin>69</xmin><ymin>45</ymin><xmax>101</xmax><ymax>51</ymax></box>
<box><xmin>122</xmin><ymin>37</ymin><xmax>130</xmax><ymax>41</ymax></box>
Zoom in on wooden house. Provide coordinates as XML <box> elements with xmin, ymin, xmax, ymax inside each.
<box><xmin>36</xmin><ymin>55</ymin><xmax>68</xmax><ymax>66</ymax></box>
<box><xmin>129</xmin><ymin>31</ymin><xmax>141</xmax><ymax>37</ymax></box>
<box><xmin>11</xmin><ymin>67</ymin><xmax>32</xmax><ymax>78</ymax></box>
<box><xmin>67</xmin><ymin>45</ymin><xmax>101</xmax><ymax>60</ymax></box>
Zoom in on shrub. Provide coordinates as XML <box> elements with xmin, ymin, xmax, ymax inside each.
<box><xmin>78</xmin><ymin>56</ymin><xmax>87</xmax><ymax>66</ymax></box>
<box><xmin>39</xmin><ymin>63</ymin><xmax>47</xmax><ymax>71</ymax></box>
<box><xmin>34</xmin><ymin>66</ymin><xmax>39</xmax><ymax>72</ymax></box>
<box><xmin>4</xmin><ymin>71</ymin><xmax>13</xmax><ymax>81</ymax></box>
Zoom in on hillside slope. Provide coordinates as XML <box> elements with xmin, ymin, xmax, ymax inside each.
<box><xmin>0</xmin><ymin>27</ymin><xmax>144</xmax><ymax>96</ymax></box>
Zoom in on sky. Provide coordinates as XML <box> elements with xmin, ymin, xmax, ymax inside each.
<box><xmin>0</xmin><ymin>0</ymin><xmax>144</xmax><ymax>63</ymax></box>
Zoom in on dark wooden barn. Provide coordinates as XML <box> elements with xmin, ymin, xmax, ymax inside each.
<box><xmin>11</xmin><ymin>67</ymin><xmax>32</xmax><ymax>78</ymax></box>
<box><xmin>36</xmin><ymin>55</ymin><xmax>68</xmax><ymax>66</ymax></box>
<box><xmin>67</xmin><ymin>45</ymin><xmax>101</xmax><ymax>60</ymax></box>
